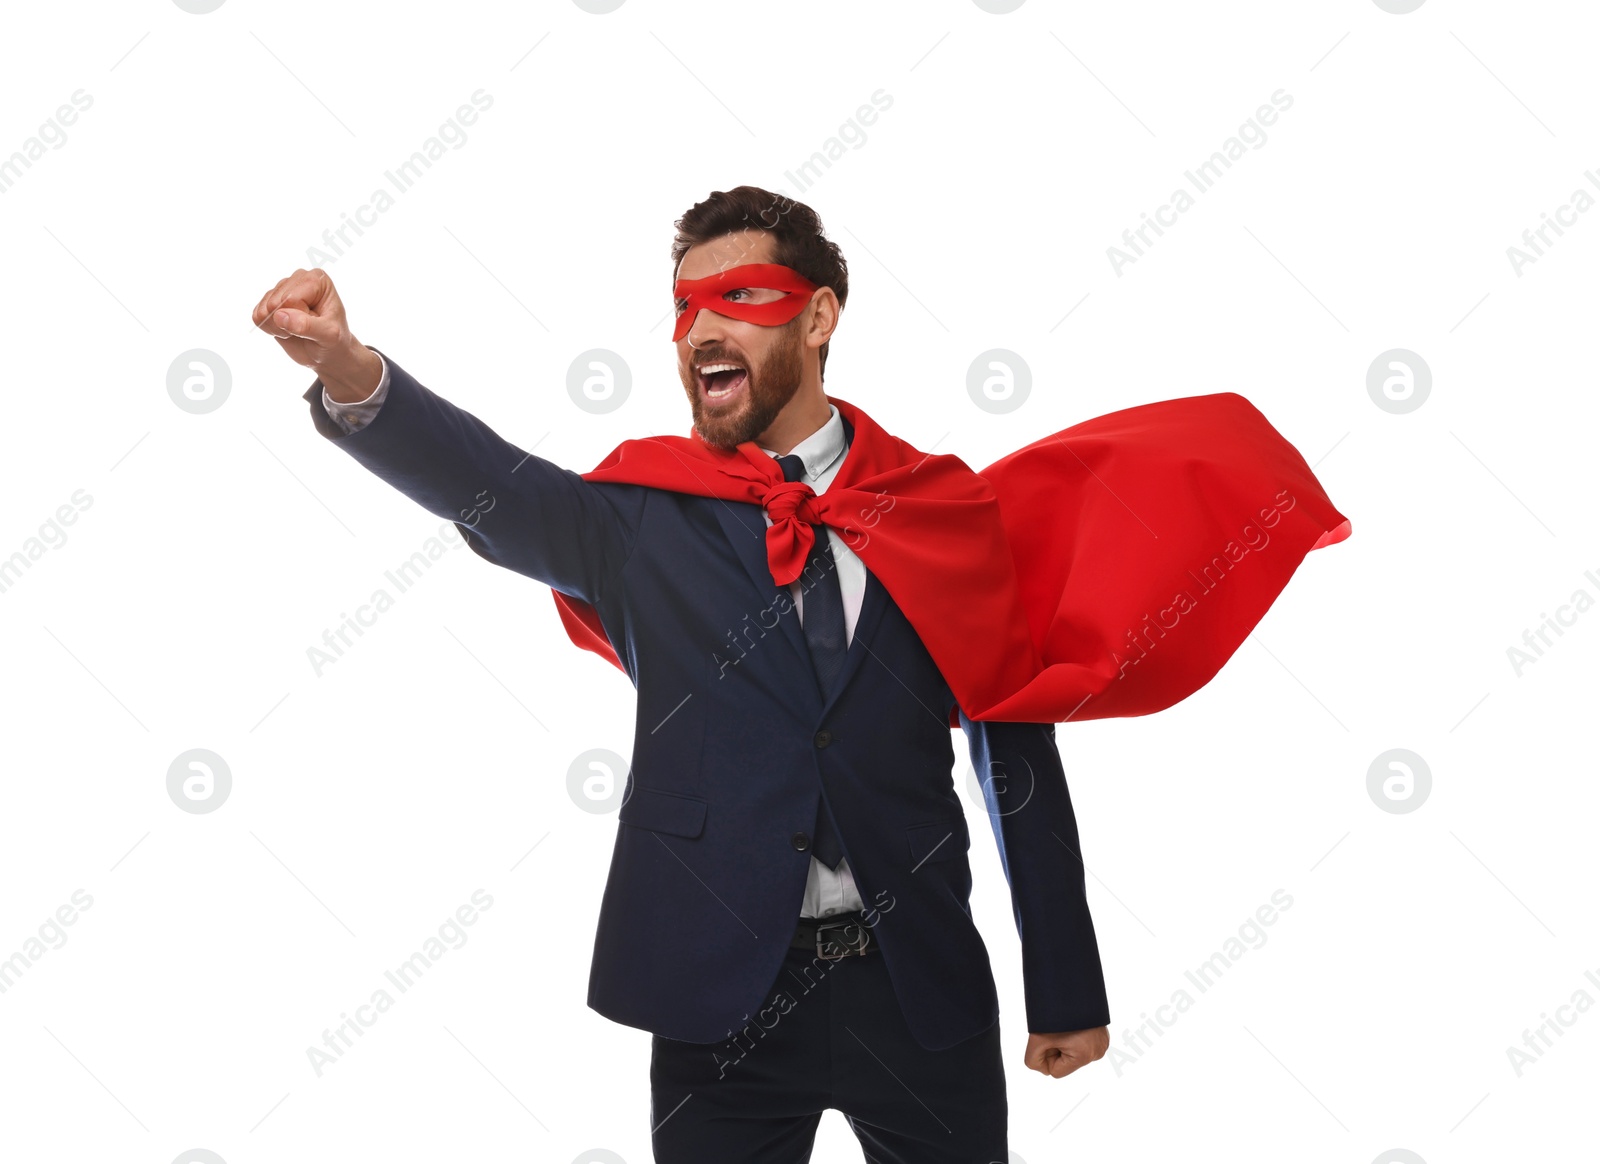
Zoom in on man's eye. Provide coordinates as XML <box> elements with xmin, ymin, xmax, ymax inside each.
<box><xmin>676</xmin><ymin>288</ymin><xmax>754</xmax><ymax>314</ymax></box>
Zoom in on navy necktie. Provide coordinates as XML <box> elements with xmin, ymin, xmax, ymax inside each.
<box><xmin>775</xmin><ymin>451</ymin><xmax>846</xmax><ymax>869</ymax></box>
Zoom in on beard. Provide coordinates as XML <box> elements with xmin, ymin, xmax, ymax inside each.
<box><xmin>682</xmin><ymin>319</ymin><xmax>805</xmax><ymax>450</ymax></box>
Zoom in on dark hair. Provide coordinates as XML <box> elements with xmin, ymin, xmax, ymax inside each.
<box><xmin>671</xmin><ymin>185</ymin><xmax>848</xmax><ymax>379</ymax></box>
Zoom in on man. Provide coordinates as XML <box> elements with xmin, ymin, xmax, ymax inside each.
<box><xmin>252</xmin><ymin>188</ymin><xmax>1129</xmax><ymax>1162</ymax></box>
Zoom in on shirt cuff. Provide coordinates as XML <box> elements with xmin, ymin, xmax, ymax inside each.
<box><xmin>320</xmin><ymin>349</ymin><xmax>391</xmax><ymax>434</ymax></box>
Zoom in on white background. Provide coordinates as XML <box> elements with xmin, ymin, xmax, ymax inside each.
<box><xmin>1</xmin><ymin>1</ymin><xmax>1595</xmax><ymax>1162</ymax></box>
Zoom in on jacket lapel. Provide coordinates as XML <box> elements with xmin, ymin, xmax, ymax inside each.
<box><xmin>712</xmin><ymin>499</ymin><xmax>892</xmax><ymax>720</ymax></box>
<box><xmin>712</xmin><ymin>500</ymin><xmax>818</xmax><ymax>691</ymax></box>
<box><xmin>819</xmin><ymin>565</ymin><xmax>888</xmax><ymax>719</ymax></box>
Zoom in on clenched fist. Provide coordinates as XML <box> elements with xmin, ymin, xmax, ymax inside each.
<box><xmin>251</xmin><ymin>267</ymin><xmax>383</xmax><ymax>403</ymax></box>
<box><xmin>1024</xmin><ymin>1026</ymin><xmax>1110</xmax><ymax>1078</ymax></box>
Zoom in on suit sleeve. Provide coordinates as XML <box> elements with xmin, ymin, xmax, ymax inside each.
<box><xmin>302</xmin><ymin>346</ymin><xmax>644</xmax><ymax>605</ymax></box>
<box><xmin>958</xmin><ymin>711</ymin><xmax>1111</xmax><ymax>1034</ymax></box>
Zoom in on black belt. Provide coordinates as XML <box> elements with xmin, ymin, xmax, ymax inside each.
<box><xmin>791</xmin><ymin>911</ymin><xmax>874</xmax><ymax>959</ymax></box>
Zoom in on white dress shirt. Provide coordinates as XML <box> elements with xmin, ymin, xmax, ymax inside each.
<box><xmin>321</xmin><ymin>352</ymin><xmax>868</xmax><ymax>919</ymax></box>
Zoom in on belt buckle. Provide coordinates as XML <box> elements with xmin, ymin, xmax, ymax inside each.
<box><xmin>814</xmin><ymin>917</ymin><xmax>868</xmax><ymax>960</ymax></box>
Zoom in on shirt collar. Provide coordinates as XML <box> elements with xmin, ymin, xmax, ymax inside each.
<box><xmin>758</xmin><ymin>403</ymin><xmax>846</xmax><ymax>481</ymax></box>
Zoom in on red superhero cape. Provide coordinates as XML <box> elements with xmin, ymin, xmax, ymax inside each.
<box><xmin>550</xmin><ymin>391</ymin><xmax>1351</xmax><ymax>727</ymax></box>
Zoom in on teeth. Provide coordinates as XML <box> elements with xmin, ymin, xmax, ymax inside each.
<box><xmin>699</xmin><ymin>362</ymin><xmax>747</xmax><ymax>399</ymax></box>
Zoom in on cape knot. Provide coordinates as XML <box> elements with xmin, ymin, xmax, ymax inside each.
<box><xmin>761</xmin><ymin>478</ymin><xmax>820</xmax><ymax>525</ymax></box>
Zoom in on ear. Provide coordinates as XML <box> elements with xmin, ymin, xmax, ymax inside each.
<box><xmin>804</xmin><ymin>286</ymin><xmax>840</xmax><ymax>351</ymax></box>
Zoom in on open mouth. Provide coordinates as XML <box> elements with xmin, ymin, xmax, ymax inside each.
<box><xmin>696</xmin><ymin>361</ymin><xmax>749</xmax><ymax>404</ymax></box>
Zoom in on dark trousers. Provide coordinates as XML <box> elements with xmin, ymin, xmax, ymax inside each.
<box><xmin>648</xmin><ymin>918</ymin><xmax>1008</xmax><ymax>1163</ymax></box>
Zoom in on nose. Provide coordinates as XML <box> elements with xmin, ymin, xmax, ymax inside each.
<box><xmin>685</xmin><ymin>307</ymin><xmax>731</xmax><ymax>349</ymax></box>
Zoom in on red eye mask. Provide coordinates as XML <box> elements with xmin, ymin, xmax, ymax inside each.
<box><xmin>672</xmin><ymin>263</ymin><xmax>817</xmax><ymax>341</ymax></box>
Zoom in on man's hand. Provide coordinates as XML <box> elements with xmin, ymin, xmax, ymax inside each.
<box><xmin>1024</xmin><ymin>1027</ymin><xmax>1109</xmax><ymax>1078</ymax></box>
<box><xmin>251</xmin><ymin>267</ymin><xmax>383</xmax><ymax>403</ymax></box>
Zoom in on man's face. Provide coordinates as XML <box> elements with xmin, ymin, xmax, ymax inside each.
<box><xmin>675</xmin><ymin>231</ymin><xmax>810</xmax><ymax>450</ymax></box>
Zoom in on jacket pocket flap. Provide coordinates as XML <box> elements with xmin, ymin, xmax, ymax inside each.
<box><xmin>906</xmin><ymin>814</ymin><xmax>969</xmax><ymax>866</ymax></box>
<box><xmin>618</xmin><ymin>788</ymin><xmax>708</xmax><ymax>839</ymax></box>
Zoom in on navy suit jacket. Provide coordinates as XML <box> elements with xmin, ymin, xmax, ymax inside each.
<box><xmin>303</xmin><ymin>351</ymin><xmax>1110</xmax><ymax>1050</ymax></box>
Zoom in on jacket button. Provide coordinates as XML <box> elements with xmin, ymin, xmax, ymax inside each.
<box><xmin>813</xmin><ymin>730</ymin><xmax>832</xmax><ymax>748</ymax></box>
<box><xmin>791</xmin><ymin>831</ymin><xmax>810</xmax><ymax>851</ymax></box>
